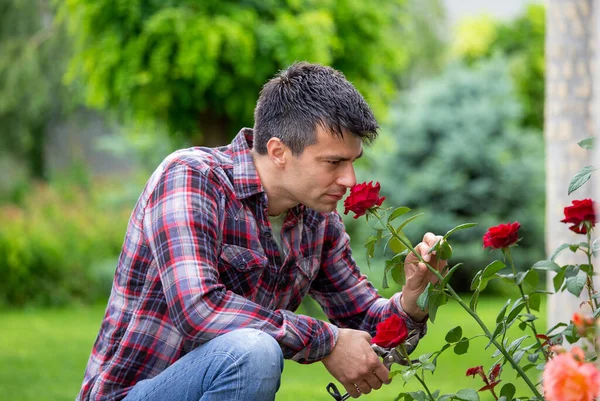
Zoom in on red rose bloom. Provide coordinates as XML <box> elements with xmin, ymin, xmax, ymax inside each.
<box><xmin>561</xmin><ymin>199</ymin><xmax>596</xmax><ymax>234</ymax></box>
<box><xmin>343</xmin><ymin>181</ymin><xmax>385</xmax><ymax>219</ymax></box>
<box><xmin>371</xmin><ymin>314</ymin><xmax>408</xmax><ymax>348</ymax></box>
<box><xmin>483</xmin><ymin>222</ymin><xmax>521</xmax><ymax>250</ymax></box>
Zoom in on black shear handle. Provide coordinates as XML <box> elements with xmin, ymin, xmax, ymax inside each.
<box><xmin>326</xmin><ymin>382</ymin><xmax>351</xmax><ymax>400</ymax></box>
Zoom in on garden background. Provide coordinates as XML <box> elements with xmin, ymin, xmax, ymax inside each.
<box><xmin>0</xmin><ymin>0</ymin><xmax>598</xmax><ymax>400</ymax></box>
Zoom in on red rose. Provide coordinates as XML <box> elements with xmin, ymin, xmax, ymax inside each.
<box><xmin>371</xmin><ymin>314</ymin><xmax>408</xmax><ymax>348</ymax></box>
<box><xmin>561</xmin><ymin>199</ymin><xmax>596</xmax><ymax>234</ymax></box>
<box><xmin>483</xmin><ymin>222</ymin><xmax>521</xmax><ymax>250</ymax></box>
<box><xmin>343</xmin><ymin>181</ymin><xmax>385</xmax><ymax>219</ymax></box>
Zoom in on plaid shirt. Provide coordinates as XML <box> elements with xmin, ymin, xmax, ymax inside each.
<box><xmin>77</xmin><ymin>128</ymin><xmax>426</xmax><ymax>401</ymax></box>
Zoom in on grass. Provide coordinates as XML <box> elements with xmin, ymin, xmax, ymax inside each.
<box><xmin>0</xmin><ymin>296</ymin><xmax>546</xmax><ymax>401</ymax></box>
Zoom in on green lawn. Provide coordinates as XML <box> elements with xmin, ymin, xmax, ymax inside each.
<box><xmin>0</xmin><ymin>296</ymin><xmax>546</xmax><ymax>401</ymax></box>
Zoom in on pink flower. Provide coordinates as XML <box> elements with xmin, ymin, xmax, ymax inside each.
<box><xmin>543</xmin><ymin>347</ymin><xmax>600</xmax><ymax>401</ymax></box>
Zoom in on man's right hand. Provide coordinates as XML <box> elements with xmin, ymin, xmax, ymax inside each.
<box><xmin>322</xmin><ymin>328</ymin><xmax>391</xmax><ymax>398</ymax></box>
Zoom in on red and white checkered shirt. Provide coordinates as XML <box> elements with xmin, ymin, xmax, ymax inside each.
<box><xmin>77</xmin><ymin>128</ymin><xmax>425</xmax><ymax>401</ymax></box>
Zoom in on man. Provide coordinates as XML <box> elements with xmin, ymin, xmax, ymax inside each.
<box><xmin>77</xmin><ymin>62</ymin><xmax>446</xmax><ymax>401</ymax></box>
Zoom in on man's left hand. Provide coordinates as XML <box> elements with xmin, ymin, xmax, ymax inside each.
<box><xmin>400</xmin><ymin>232</ymin><xmax>448</xmax><ymax>322</ymax></box>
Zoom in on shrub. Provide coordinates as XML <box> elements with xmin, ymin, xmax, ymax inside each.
<box><xmin>371</xmin><ymin>57</ymin><xmax>545</xmax><ymax>291</ymax></box>
<box><xmin>0</xmin><ymin>181</ymin><xmax>130</xmax><ymax>307</ymax></box>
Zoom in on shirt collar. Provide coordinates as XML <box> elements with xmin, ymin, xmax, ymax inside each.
<box><xmin>231</xmin><ymin>128</ymin><xmax>264</xmax><ymax>200</ymax></box>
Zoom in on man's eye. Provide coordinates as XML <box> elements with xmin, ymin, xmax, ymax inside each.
<box><xmin>327</xmin><ymin>160</ymin><xmax>341</xmax><ymax>165</ymax></box>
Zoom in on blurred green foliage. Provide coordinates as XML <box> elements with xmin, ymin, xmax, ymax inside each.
<box><xmin>0</xmin><ymin>0</ymin><xmax>75</xmax><ymax>179</ymax></box>
<box><xmin>451</xmin><ymin>4</ymin><xmax>545</xmax><ymax>131</ymax></box>
<box><xmin>60</xmin><ymin>0</ymin><xmax>416</xmax><ymax>145</ymax></box>
<box><xmin>0</xmin><ymin>181</ymin><xmax>132</xmax><ymax>307</ymax></box>
<box><xmin>370</xmin><ymin>57</ymin><xmax>545</xmax><ymax>291</ymax></box>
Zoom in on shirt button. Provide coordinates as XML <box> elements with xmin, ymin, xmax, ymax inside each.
<box><xmin>263</xmin><ymin>230</ymin><xmax>272</xmax><ymax>238</ymax></box>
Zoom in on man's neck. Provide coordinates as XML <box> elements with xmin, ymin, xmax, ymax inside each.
<box><xmin>251</xmin><ymin>150</ymin><xmax>296</xmax><ymax>216</ymax></box>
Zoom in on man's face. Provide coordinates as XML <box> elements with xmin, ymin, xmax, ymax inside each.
<box><xmin>282</xmin><ymin>125</ymin><xmax>363</xmax><ymax>213</ymax></box>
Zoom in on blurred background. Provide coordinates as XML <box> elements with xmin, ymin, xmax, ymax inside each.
<box><xmin>1</xmin><ymin>0</ymin><xmax>597</xmax><ymax>400</ymax></box>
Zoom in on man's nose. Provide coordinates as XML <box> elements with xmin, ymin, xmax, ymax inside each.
<box><xmin>337</xmin><ymin>163</ymin><xmax>357</xmax><ymax>188</ymax></box>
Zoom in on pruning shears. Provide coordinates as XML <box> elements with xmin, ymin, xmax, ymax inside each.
<box><xmin>326</xmin><ymin>333</ymin><xmax>420</xmax><ymax>401</ymax></box>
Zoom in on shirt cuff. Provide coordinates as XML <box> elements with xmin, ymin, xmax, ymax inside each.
<box><xmin>290</xmin><ymin>321</ymin><xmax>339</xmax><ymax>364</ymax></box>
<box><xmin>392</xmin><ymin>293</ymin><xmax>427</xmax><ymax>353</ymax></box>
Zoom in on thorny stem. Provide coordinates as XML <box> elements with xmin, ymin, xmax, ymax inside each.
<box><xmin>504</xmin><ymin>248</ymin><xmax>549</xmax><ymax>361</ymax></box>
<box><xmin>398</xmin><ymin>344</ymin><xmax>434</xmax><ymax>400</ymax></box>
<box><xmin>372</xmin><ymin>210</ymin><xmax>544</xmax><ymax>398</ymax></box>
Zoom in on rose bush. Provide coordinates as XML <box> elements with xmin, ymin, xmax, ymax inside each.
<box><xmin>342</xmin><ymin>139</ymin><xmax>598</xmax><ymax>401</ymax></box>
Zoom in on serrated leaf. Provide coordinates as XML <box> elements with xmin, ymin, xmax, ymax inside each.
<box><xmin>408</xmin><ymin>390</ymin><xmax>426</xmax><ymax>401</ymax></box>
<box><xmin>487</xmin><ymin>322</ymin><xmax>505</xmax><ymax>349</ymax></box>
<box><xmin>444</xmin><ymin>223</ymin><xmax>477</xmax><ymax>239</ymax></box>
<box><xmin>402</xmin><ymin>369</ymin><xmax>417</xmax><ymax>382</ymax></box>
<box><xmin>506</xmin><ymin>299</ymin><xmax>527</xmax><ymax>325</ymax></box>
<box><xmin>455</xmin><ymin>388</ymin><xmax>480</xmax><ymax>401</ymax></box>
<box><xmin>568</xmin><ymin>165</ymin><xmax>596</xmax><ymax>195</ymax></box>
<box><xmin>483</xmin><ymin>260</ymin><xmax>506</xmax><ymax>278</ymax></box>
<box><xmin>566</xmin><ymin>269</ymin><xmax>587</xmax><ymax>296</ymax></box>
<box><xmin>442</xmin><ymin>263</ymin><xmax>463</xmax><ymax>288</ymax></box>
<box><xmin>445</xmin><ymin>326</ymin><xmax>463</xmax><ymax>343</ymax></box>
<box><xmin>422</xmin><ymin>362</ymin><xmax>436</xmax><ymax>372</ymax></box>
<box><xmin>550</xmin><ymin>243</ymin><xmax>572</xmax><ymax>261</ymax></box>
<box><xmin>532</xmin><ymin>260</ymin><xmax>561</xmax><ymax>271</ymax></box>
<box><xmin>388</xmin><ymin>206</ymin><xmax>411</xmax><ymax>222</ymax></box>
<box><xmin>527</xmin><ymin>353</ymin><xmax>539</xmax><ymax>363</ymax></box>
<box><xmin>507</xmin><ymin>335</ymin><xmax>529</xmax><ymax>353</ymax></box>
<box><xmin>428</xmin><ymin>292</ymin><xmax>447</xmax><ymax>323</ymax></box>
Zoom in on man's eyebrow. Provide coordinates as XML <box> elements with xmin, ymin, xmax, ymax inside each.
<box><xmin>321</xmin><ymin>150</ymin><xmax>364</xmax><ymax>162</ymax></box>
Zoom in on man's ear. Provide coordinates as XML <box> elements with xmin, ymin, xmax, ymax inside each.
<box><xmin>266</xmin><ymin>137</ymin><xmax>288</xmax><ymax>167</ymax></box>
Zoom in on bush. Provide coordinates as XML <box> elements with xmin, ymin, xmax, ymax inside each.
<box><xmin>370</xmin><ymin>57</ymin><xmax>545</xmax><ymax>291</ymax></box>
<box><xmin>0</xmin><ymin>181</ymin><xmax>131</xmax><ymax>307</ymax></box>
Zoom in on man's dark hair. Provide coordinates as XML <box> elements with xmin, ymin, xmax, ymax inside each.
<box><xmin>253</xmin><ymin>62</ymin><xmax>379</xmax><ymax>155</ymax></box>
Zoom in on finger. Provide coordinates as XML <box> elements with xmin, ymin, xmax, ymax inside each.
<box><xmin>365</xmin><ymin>371</ymin><xmax>385</xmax><ymax>390</ymax></box>
<box><xmin>356</xmin><ymin>380</ymin><xmax>372</xmax><ymax>395</ymax></box>
<box><xmin>373</xmin><ymin>364</ymin><xmax>391</xmax><ymax>384</ymax></box>
<box><xmin>413</xmin><ymin>242</ymin><xmax>431</xmax><ymax>263</ymax></box>
<box><xmin>343</xmin><ymin>383</ymin><xmax>361</xmax><ymax>398</ymax></box>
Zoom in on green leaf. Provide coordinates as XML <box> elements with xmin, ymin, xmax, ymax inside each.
<box><xmin>568</xmin><ymin>165</ymin><xmax>596</xmax><ymax>195</ymax></box>
<box><xmin>428</xmin><ymin>291</ymin><xmax>447</xmax><ymax>323</ymax></box>
<box><xmin>532</xmin><ymin>260</ymin><xmax>561</xmax><ymax>272</ymax></box>
<box><xmin>470</xmin><ymin>290</ymin><xmax>480</xmax><ymax>312</ymax></box>
<box><xmin>506</xmin><ymin>299</ymin><xmax>527</xmax><ymax>325</ymax></box>
<box><xmin>470</xmin><ymin>270</ymin><xmax>483</xmax><ymax>291</ymax></box>
<box><xmin>496</xmin><ymin>299</ymin><xmax>512</xmax><ymax>323</ymax></box>
<box><xmin>407</xmin><ymin>391</ymin><xmax>426</xmax><ymax>401</ymax></box>
<box><xmin>445</xmin><ymin>326</ymin><xmax>463</xmax><ymax>343</ymax></box>
<box><xmin>483</xmin><ymin>260</ymin><xmax>506</xmax><ymax>278</ymax></box>
<box><xmin>388</xmin><ymin>237</ymin><xmax>407</xmax><ymax>254</ymax></box>
<box><xmin>487</xmin><ymin>322</ymin><xmax>506</xmax><ymax>349</ymax></box>
<box><xmin>454</xmin><ymin>337</ymin><xmax>469</xmax><ymax>355</ymax></box>
<box><xmin>417</xmin><ymin>282</ymin><xmax>431</xmax><ymax>311</ymax></box>
<box><xmin>507</xmin><ymin>335</ymin><xmax>529</xmax><ymax>353</ymax></box>
<box><xmin>391</xmin><ymin>263</ymin><xmax>406</xmax><ymax>285</ymax></box>
<box><xmin>553</xmin><ymin>268</ymin><xmax>566</xmax><ymax>292</ymax></box>
<box><xmin>396</xmin><ymin>213</ymin><xmax>425</xmax><ymax>231</ymax></box>
<box><xmin>500</xmin><ymin>383</ymin><xmax>516</xmax><ymax>401</ymax></box>
<box><xmin>455</xmin><ymin>388</ymin><xmax>480</xmax><ymax>401</ymax></box>
<box><xmin>388</xmin><ymin>207</ymin><xmax>411</xmax><ymax>222</ymax></box>
<box><xmin>566</xmin><ymin>269</ymin><xmax>587</xmax><ymax>296</ymax></box>
<box><xmin>527</xmin><ymin>353</ymin><xmax>539</xmax><ymax>363</ymax></box>
<box><xmin>444</xmin><ymin>223</ymin><xmax>477</xmax><ymax>239</ymax></box>
<box><xmin>528</xmin><ymin>293</ymin><xmax>541</xmax><ymax>311</ymax></box>
<box><xmin>421</xmin><ymin>362</ymin><xmax>436</xmax><ymax>372</ymax></box>
<box><xmin>438</xmin><ymin>240</ymin><xmax>453</xmax><ymax>259</ymax></box>
<box><xmin>441</xmin><ymin>263</ymin><xmax>463</xmax><ymax>288</ymax></box>
<box><xmin>402</xmin><ymin>369</ymin><xmax>417</xmax><ymax>382</ymax></box>
<box><xmin>550</xmin><ymin>243</ymin><xmax>572</xmax><ymax>261</ymax></box>
<box><xmin>578</xmin><ymin>137</ymin><xmax>595</xmax><ymax>150</ymax></box>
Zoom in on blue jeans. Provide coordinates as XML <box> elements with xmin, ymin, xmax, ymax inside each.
<box><xmin>123</xmin><ymin>328</ymin><xmax>284</xmax><ymax>401</ymax></box>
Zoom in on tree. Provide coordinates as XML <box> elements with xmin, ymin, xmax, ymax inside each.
<box><xmin>0</xmin><ymin>0</ymin><xmax>74</xmax><ymax>180</ymax></box>
<box><xmin>544</xmin><ymin>0</ymin><xmax>598</xmax><ymax>332</ymax></box>
<box><xmin>370</xmin><ymin>58</ymin><xmax>545</xmax><ymax>290</ymax></box>
<box><xmin>60</xmin><ymin>0</ymin><xmax>417</xmax><ymax>146</ymax></box>
<box><xmin>452</xmin><ymin>4</ymin><xmax>546</xmax><ymax>131</ymax></box>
